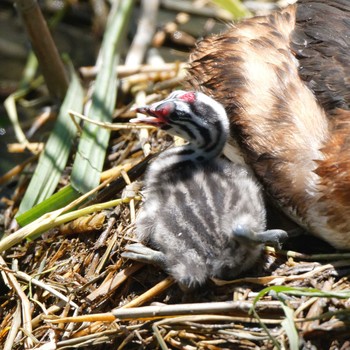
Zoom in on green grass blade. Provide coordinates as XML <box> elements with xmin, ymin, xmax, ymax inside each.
<box><xmin>16</xmin><ymin>67</ymin><xmax>84</xmax><ymax>216</ymax></box>
<box><xmin>249</xmin><ymin>285</ymin><xmax>350</xmax><ymax>348</ymax></box>
<box><xmin>252</xmin><ymin>286</ymin><xmax>350</xmax><ymax>304</ymax></box>
<box><xmin>16</xmin><ymin>185</ymin><xmax>80</xmax><ymax>227</ymax></box>
<box><xmin>4</xmin><ymin>52</ymin><xmax>42</xmax><ymax>145</ymax></box>
<box><xmin>0</xmin><ymin>196</ymin><xmax>139</xmax><ymax>252</ymax></box>
<box><xmin>280</xmin><ymin>301</ymin><xmax>299</xmax><ymax>350</ymax></box>
<box><xmin>70</xmin><ymin>0</ymin><xmax>134</xmax><ymax>193</ymax></box>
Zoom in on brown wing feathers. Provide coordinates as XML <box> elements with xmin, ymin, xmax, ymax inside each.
<box><xmin>186</xmin><ymin>0</ymin><xmax>350</xmax><ymax>248</ymax></box>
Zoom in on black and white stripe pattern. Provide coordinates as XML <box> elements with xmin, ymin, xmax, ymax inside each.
<box><xmin>137</xmin><ymin>160</ymin><xmax>266</xmax><ymax>288</ymax></box>
<box><xmin>124</xmin><ymin>91</ymin><xmax>287</xmax><ymax>289</ymax></box>
<box><xmin>145</xmin><ymin>92</ymin><xmax>229</xmax><ymax>183</ymax></box>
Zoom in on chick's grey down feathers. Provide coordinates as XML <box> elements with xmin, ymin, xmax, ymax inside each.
<box><xmin>136</xmin><ymin>159</ymin><xmax>266</xmax><ymax>288</ymax></box>
<box><xmin>123</xmin><ymin>91</ymin><xmax>287</xmax><ymax>289</ymax></box>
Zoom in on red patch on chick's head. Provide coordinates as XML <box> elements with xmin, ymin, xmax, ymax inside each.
<box><xmin>178</xmin><ymin>92</ymin><xmax>196</xmax><ymax>104</ymax></box>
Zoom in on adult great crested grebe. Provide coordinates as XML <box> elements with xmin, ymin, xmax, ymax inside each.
<box><xmin>186</xmin><ymin>0</ymin><xmax>350</xmax><ymax>249</ymax></box>
<box><xmin>122</xmin><ymin>91</ymin><xmax>287</xmax><ymax>290</ymax></box>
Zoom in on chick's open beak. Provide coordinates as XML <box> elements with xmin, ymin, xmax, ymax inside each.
<box><xmin>130</xmin><ymin>102</ymin><xmax>174</xmax><ymax>126</ymax></box>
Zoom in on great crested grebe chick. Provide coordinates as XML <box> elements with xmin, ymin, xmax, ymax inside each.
<box><xmin>122</xmin><ymin>91</ymin><xmax>287</xmax><ymax>290</ymax></box>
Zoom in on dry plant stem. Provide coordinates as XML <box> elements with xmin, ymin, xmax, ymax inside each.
<box><xmin>58</xmin><ymin>329</ymin><xmax>127</xmax><ymax>347</ymax></box>
<box><xmin>80</xmin><ymin>62</ymin><xmax>187</xmax><ymax>79</ymax></box>
<box><xmin>69</xmin><ymin>110</ymin><xmax>155</xmax><ymax>130</ymax></box>
<box><xmin>115</xmin><ymin>140</ymin><xmax>135</xmax><ymax>165</ymax></box>
<box><xmin>87</xmin><ymin>157</ymin><xmax>151</xmax><ymax>205</ymax></box>
<box><xmin>62</xmin><ymin>308</ymin><xmax>80</xmax><ymax>341</ymax></box>
<box><xmin>214</xmin><ymin>260</ymin><xmax>350</xmax><ymax>286</ymax></box>
<box><xmin>46</xmin><ymin>301</ymin><xmax>300</xmax><ymax>323</ymax></box>
<box><xmin>152</xmin><ymin>315</ymin><xmax>265</xmax><ymax>350</ymax></box>
<box><xmin>125</xmin><ymin>0</ymin><xmax>160</xmax><ymax>66</ymax></box>
<box><xmin>213</xmin><ymin>275</ymin><xmax>279</xmax><ymax>286</ymax></box>
<box><xmin>0</xmin><ymin>172</ymin><xmax>140</xmax><ymax>252</ymax></box>
<box><xmin>121</xmin><ymin>170</ymin><xmax>136</xmax><ymax>222</ymax></box>
<box><xmin>71</xmin><ymin>320</ymin><xmax>117</xmax><ymax>339</ymax></box>
<box><xmin>93</xmin><ymin>216</ymin><xmax>116</xmax><ymax>250</ymax></box>
<box><xmin>3</xmin><ymin>302</ymin><xmax>21</xmax><ymax>350</ymax></box>
<box><xmin>4</xmin><ymin>75</ymin><xmax>44</xmax><ymax>146</ymax></box>
<box><xmin>94</xmin><ymin>225</ymin><xmax>122</xmax><ymax>274</ymax></box>
<box><xmin>130</xmin><ymin>62</ymin><xmax>183</xmax><ymax>77</ymax></box>
<box><xmin>218</xmin><ymin>329</ymin><xmax>271</xmax><ymax>341</ymax></box>
<box><xmin>100</xmin><ymin>159</ymin><xmax>141</xmax><ymax>183</ymax></box>
<box><xmin>147</xmin><ymin>73</ymin><xmax>186</xmax><ymax>93</ymax></box>
<box><xmin>122</xmin><ymin>276</ymin><xmax>175</xmax><ymax>308</ymax></box>
<box><xmin>135</xmin><ymin>90</ymin><xmax>151</xmax><ymax>157</ymax></box>
<box><xmin>123</xmin><ymin>71</ymin><xmax>181</xmax><ymax>94</ymax></box>
<box><xmin>13</xmin><ymin>270</ymin><xmax>80</xmax><ymax>309</ymax></box>
<box><xmin>46</xmin><ymin>299</ymin><xmax>293</xmax><ymax>324</ymax></box>
<box><xmin>302</xmin><ymin>279</ymin><xmax>333</xmax><ymax>332</ymax></box>
<box><xmin>283</xmin><ymin>249</ymin><xmax>350</xmax><ymax>261</ymax></box>
<box><xmin>14</xmin><ymin>0</ymin><xmax>68</xmax><ymax>100</ymax></box>
<box><xmin>25</xmin><ymin>108</ymin><xmax>55</xmax><ymax>139</ymax></box>
<box><xmin>31</xmin><ymin>305</ymin><xmax>61</xmax><ymax>329</ymax></box>
<box><xmin>7</xmin><ymin>143</ymin><xmax>43</xmax><ymax>153</ymax></box>
<box><xmin>0</xmin><ymin>154</ymin><xmax>39</xmax><ymax>185</ymax></box>
<box><xmin>86</xmin><ymin>262</ymin><xmax>144</xmax><ymax>302</ymax></box>
<box><xmin>0</xmin><ymin>256</ymin><xmax>33</xmax><ymax>348</ymax></box>
<box><xmin>112</xmin><ymin>300</ymin><xmax>296</xmax><ymax>320</ymax></box>
<box><xmin>293</xmin><ymin>297</ymin><xmax>318</xmax><ymax>319</ymax></box>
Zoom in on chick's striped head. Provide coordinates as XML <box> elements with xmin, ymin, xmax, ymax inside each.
<box><xmin>131</xmin><ymin>91</ymin><xmax>229</xmax><ymax>153</ymax></box>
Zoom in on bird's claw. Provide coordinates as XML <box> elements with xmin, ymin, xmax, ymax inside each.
<box><xmin>233</xmin><ymin>226</ymin><xmax>288</xmax><ymax>249</ymax></box>
<box><xmin>122</xmin><ymin>243</ymin><xmax>167</xmax><ymax>267</ymax></box>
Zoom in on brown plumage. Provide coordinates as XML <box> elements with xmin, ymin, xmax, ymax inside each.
<box><xmin>186</xmin><ymin>0</ymin><xmax>350</xmax><ymax>249</ymax></box>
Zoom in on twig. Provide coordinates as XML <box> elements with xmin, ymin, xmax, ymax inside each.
<box><xmin>14</xmin><ymin>0</ymin><xmax>68</xmax><ymax>99</ymax></box>
<box><xmin>121</xmin><ymin>170</ymin><xmax>137</xmax><ymax>222</ymax></box>
<box><xmin>46</xmin><ymin>300</ymin><xmax>298</xmax><ymax>324</ymax></box>
<box><xmin>68</xmin><ymin>110</ymin><xmax>155</xmax><ymax>130</ymax></box>
<box><xmin>125</xmin><ymin>0</ymin><xmax>160</xmax><ymax>66</ymax></box>
<box><xmin>14</xmin><ymin>270</ymin><xmax>80</xmax><ymax>309</ymax></box>
<box><xmin>80</xmin><ymin>62</ymin><xmax>187</xmax><ymax>79</ymax></box>
<box><xmin>122</xmin><ymin>276</ymin><xmax>175</xmax><ymax>308</ymax></box>
<box><xmin>278</xmin><ymin>248</ymin><xmax>350</xmax><ymax>261</ymax></box>
<box><xmin>94</xmin><ymin>225</ymin><xmax>123</xmax><ymax>274</ymax></box>
<box><xmin>7</xmin><ymin>143</ymin><xmax>44</xmax><ymax>154</ymax></box>
<box><xmin>0</xmin><ymin>256</ymin><xmax>33</xmax><ymax>348</ymax></box>
<box><xmin>0</xmin><ymin>154</ymin><xmax>39</xmax><ymax>185</ymax></box>
<box><xmin>86</xmin><ymin>263</ymin><xmax>144</xmax><ymax>302</ymax></box>
<box><xmin>3</xmin><ymin>302</ymin><xmax>21</xmax><ymax>350</ymax></box>
<box><xmin>214</xmin><ymin>260</ymin><xmax>350</xmax><ymax>286</ymax></box>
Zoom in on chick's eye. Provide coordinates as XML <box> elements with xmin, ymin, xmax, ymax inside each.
<box><xmin>155</xmin><ymin>102</ymin><xmax>175</xmax><ymax>117</ymax></box>
<box><xmin>170</xmin><ymin>109</ymin><xmax>189</xmax><ymax>121</ymax></box>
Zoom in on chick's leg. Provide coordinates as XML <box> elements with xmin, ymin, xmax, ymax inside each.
<box><xmin>122</xmin><ymin>243</ymin><xmax>167</xmax><ymax>268</ymax></box>
<box><xmin>255</xmin><ymin>229</ymin><xmax>288</xmax><ymax>249</ymax></box>
<box><xmin>233</xmin><ymin>226</ymin><xmax>288</xmax><ymax>249</ymax></box>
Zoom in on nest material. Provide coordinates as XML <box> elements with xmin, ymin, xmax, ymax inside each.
<box><xmin>1</xmin><ymin>105</ymin><xmax>350</xmax><ymax>349</ymax></box>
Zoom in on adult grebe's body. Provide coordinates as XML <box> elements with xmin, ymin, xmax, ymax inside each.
<box><xmin>186</xmin><ymin>0</ymin><xmax>350</xmax><ymax>249</ymax></box>
<box><xmin>122</xmin><ymin>91</ymin><xmax>287</xmax><ymax>289</ymax></box>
